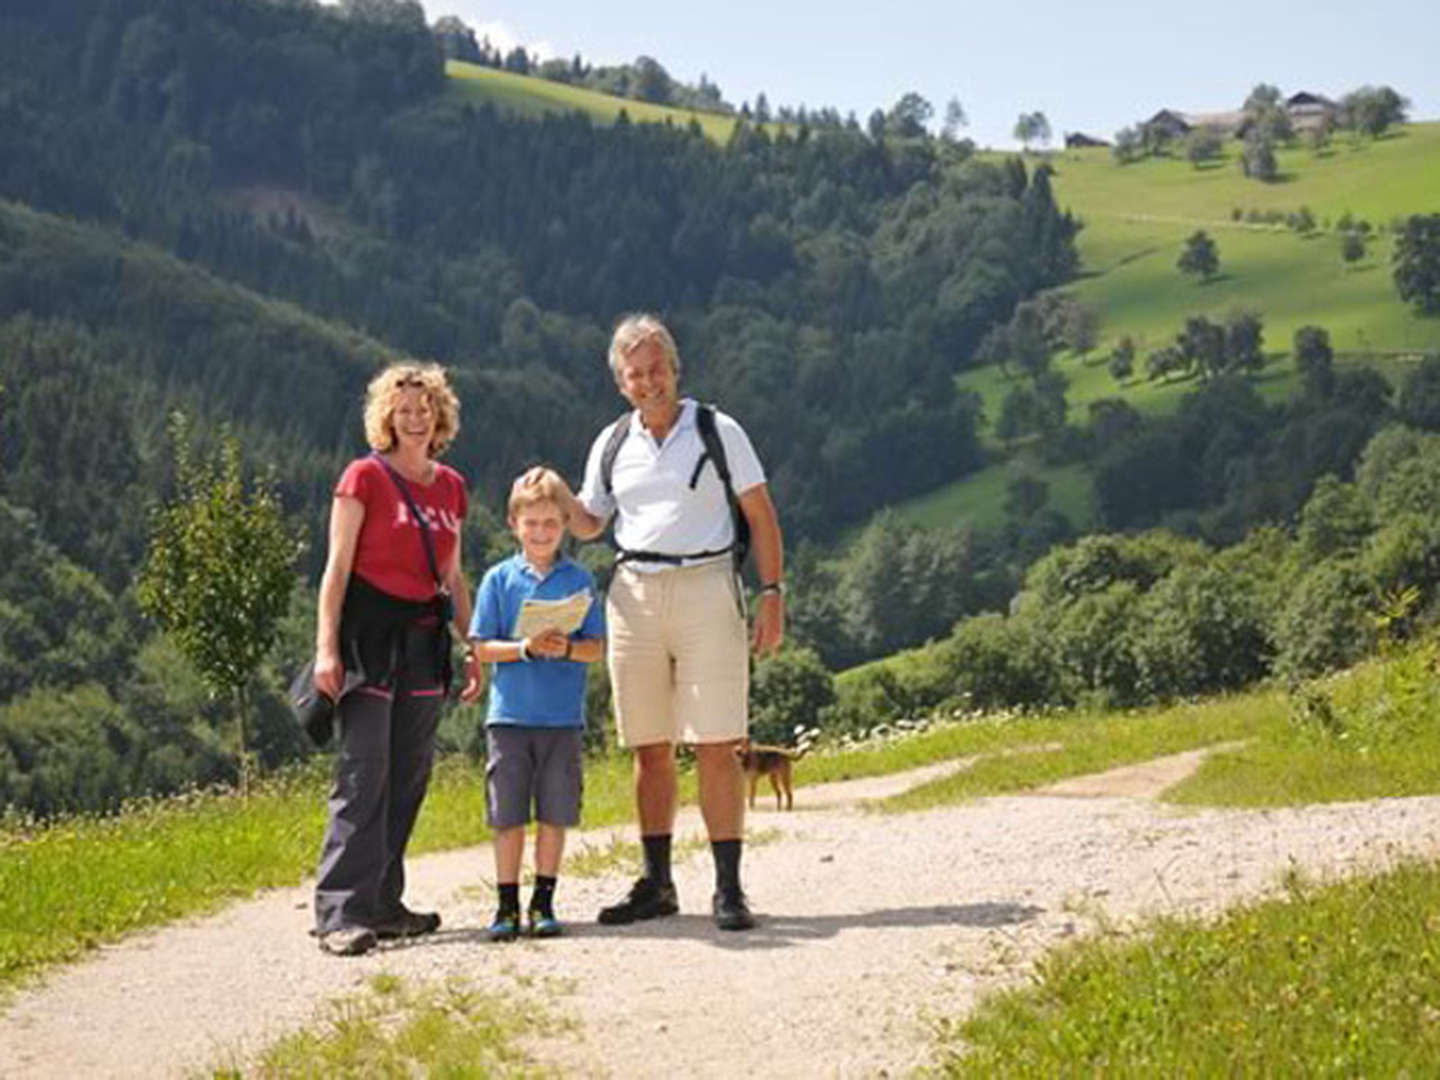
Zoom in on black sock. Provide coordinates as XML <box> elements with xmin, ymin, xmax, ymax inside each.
<box><xmin>711</xmin><ymin>839</ymin><xmax>742</xmax><ymax>895</ymax></box>
<box><xmin>497</xmin><ymin>882</ymin><xmax>519</xmax><ymax>914</ymax></box>
<box><xmin>642</xmin><ymin>834</ymin><xmax>673</xmax><ymax>886</ymax></box>
<box><xmin>530</xmin><ymin>875</ymin><xmax>557</xmax><ymax>916</ymax></box>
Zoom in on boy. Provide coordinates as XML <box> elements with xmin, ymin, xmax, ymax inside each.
<box><xmin>468</xmin><ymin>469</ymin><xmax>606</xmax><ymax>939</ymax></box>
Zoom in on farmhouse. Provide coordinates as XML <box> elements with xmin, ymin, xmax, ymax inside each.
<box><xmin>1064</xmin><ymin>131</ymin><xmax>1109</xmax><ymax>148</ymax></box>
<box><xmin>1285</xmin><ymin>90</ymin><xmax>1338</xmax><ymax>131</ymax></box>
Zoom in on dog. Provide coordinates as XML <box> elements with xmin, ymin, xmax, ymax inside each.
<box><xmin>736</xmin><ymin>740</ymin><xmax>808</xmax><ymax>810</ymax></box>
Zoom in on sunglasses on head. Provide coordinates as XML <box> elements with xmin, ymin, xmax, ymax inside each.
<box><xmin>394</xmin><ymin>374</ymin><xmax>426</xmax><ymax>389</ymax></box>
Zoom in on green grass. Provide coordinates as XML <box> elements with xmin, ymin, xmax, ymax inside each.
<box><xmin>880</xmin><ymin>458</ymin><xmax>1095</xmax><ymax>532</ymax></box>
<box><xmin>0</xmin><ymin>750</ymin><xmax>668</xmax><ymax>993</ymax></box>
<box><xmin>937</xmin><ymin>858</ymin><xmax>1440</xmax><ymax>1076</ymax></box>
<box><xmin>888</xmin><ymin>123</ymin><xmax>1440</xmax><ymax>533</ymax></box>
<box><xmin>443</xmin><ymin>60</ymin><xmax>785</xmax><ymax>143</ymax></box>
<box><xmin>1047</xmin><ymin>124</ymin><xmax>1440</xmax><ymax>229</ymax></box>
<box><xmin>217</xmin><ymin>972</ymin><xmax>563</xmax><ymax>1079</ymax></box>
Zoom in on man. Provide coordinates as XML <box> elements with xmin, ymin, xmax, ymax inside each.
<box><xmin>553</xmin><ymin>313</ymin><xmax>784</xmax><ymax>931</ymax></box>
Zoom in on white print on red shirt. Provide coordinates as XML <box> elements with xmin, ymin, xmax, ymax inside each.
<box><xmin>396</xmin><ymin>503</ymin><xmax>461</xmax><ymax>534</ymax></box>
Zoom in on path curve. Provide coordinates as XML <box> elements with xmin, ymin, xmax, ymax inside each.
<box><xmin>3</xmin><ymin>747</ymin><xmax>1439</xmax><ymax>1077</ymax></box>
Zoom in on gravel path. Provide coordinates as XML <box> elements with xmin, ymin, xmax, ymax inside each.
<box><xmin>4</xmin><ymin>748</ymin><xmax>1440</xmax><ymax>1078</ymax></box>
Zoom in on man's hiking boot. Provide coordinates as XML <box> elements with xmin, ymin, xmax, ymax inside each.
<box><xmin>372</xmin><ymin>907</ymin><xmax>441</xmax><ymax>940</ymax></box>
<box><xmin>712</xmin><ymin>888</ymin><xmax>755</xmax><ymax>932</ymax></box>
<box><xmin>597</xmin><ymin>877</ymin><xmax>679</xmax><ymax>925</ymax></box>
<box><xmin>317</xmin><ymin>926</ymin><xmax>378</xmax><ymax>957</ymax></box>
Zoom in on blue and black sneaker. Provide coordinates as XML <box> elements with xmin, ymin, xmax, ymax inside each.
<box><xmin>527</xmin><ymin>908</ymin><xmax>564</xmax><ymax>938</ymax></box>
<box><xmin>487</xmin><ymin>908</ymin><xmax>521</xmax><ymax>943</ymax></box>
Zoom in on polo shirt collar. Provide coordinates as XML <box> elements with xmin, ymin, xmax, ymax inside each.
<box><xmin>629</xmin><ymin>398</ymin><xmax>695</xmax><ymax>447</ymax></box>
<box><xmin>515</xmin><ymin>551</ymin><xmax>570</xmax><ymax>582</ymax></box>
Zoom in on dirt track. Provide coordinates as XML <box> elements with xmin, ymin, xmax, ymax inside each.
<box><xmin>3</xmin><ymin>747</ymin><xmax>1439</xmax><ymax>1077</ymax></box>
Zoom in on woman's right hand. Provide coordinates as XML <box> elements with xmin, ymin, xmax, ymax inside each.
<box><xmin>313</xmin><ymin>648</ymin><xmax>344</xmax><ymax>701</ymax></box>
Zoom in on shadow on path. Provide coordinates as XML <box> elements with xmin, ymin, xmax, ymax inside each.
<box><xmin>416</xmin><ymin>900</ymin><xmax>1045</xmax><ymax>953</ymax></box>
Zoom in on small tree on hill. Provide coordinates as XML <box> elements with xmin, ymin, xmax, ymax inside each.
<box><xmin>1185</xmin><ymin>128</ymin><xmax>1224</xmax><ymax>168</ymax></box>
<box><xmin>1341</xmin><ymin>230</ymin><xmax>1366</xmax><ymax>266</ymax></box>
<box><xmin>1393</xmin><ymin>214</ymin><xmax>1440</xmax><ymax>314</ymax></box>
<box><xmin>1240</xmin><ymin>131</ymin><xmax>1278</xmax><ymax>181</ymax></box>
<box><xmin>941</xmin><ymin>97</ymin><xmax>968</xmax><ymax>142</ymax></box>
<box><xmin>1014</xmin><ymin>111</ymin><xmax>1051</xmax><ymax>152</ymax></box>
<box><xmin>1108</xmin><ymin>336</ymin><xmax>1136</xmax><ymax>383</ymax></box>
<box><xmin>1112</xmin><ymin>126</ymin><xmax>1142</xmax><ymax>163</ymax></box>
<box><xmin>1224</xmin><ymin>309</ymin><xmax>1265</xmax><ymax>372</ymax></box>
<box><xmin>1178</xmin><ymin>230</ymin><xmax>1220</xmax><ymax>282</ymax></box>
<box><xmin>137</xmin><ymin>415</ymin><xmax>302</xmax><ymax>796</ymax></box>
<box><xmin>1293</xmin><ymin>325</ymin><xmax>1335</xmax><ymax>398</ymax></box>
<box><xmin>887</xmin><ymin>92</ymin><xmax>933</xmax><ymax>138</ymax></box>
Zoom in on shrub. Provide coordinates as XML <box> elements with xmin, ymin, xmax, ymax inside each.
<box><xmin>1042</xmin><ymin>582</ymin><xmax>1144</xmax><ymax>707</ymax></box>
<box><xmin>935</xmin><ymin>612</ymin><xmax>1063</xmax><ymax>710</ymax></box>
<box><xmin>749</xmin><ymin>645</ymin><xmax>836</xmax><ymax>745</ymax></box>
<box><xmin>1132</xmin><ymin>565</ymin><xmax>1271</xmax><ymax>698</ymax></box>
<box><xmin>1273</xmin><ymin>560</ymin><xmax>1375</xmax><ymax>678</ymax></box>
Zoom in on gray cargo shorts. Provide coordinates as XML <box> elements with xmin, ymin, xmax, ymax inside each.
<box><xmin>484</xmin><ymin>725</ymin><xmax>584</xmax><ymax>829</ymax></box>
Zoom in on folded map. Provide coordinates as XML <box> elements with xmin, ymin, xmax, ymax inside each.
<box><xmin>513</xmin><ymin>590</ymin><xmax>593</xmax><ymax>639</ymax></box>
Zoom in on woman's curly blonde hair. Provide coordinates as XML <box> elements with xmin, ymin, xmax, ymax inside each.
<box><xmin>363</xmin><ymin>362</ymin><xmax>461</xmax><ymax>457</ymax></box>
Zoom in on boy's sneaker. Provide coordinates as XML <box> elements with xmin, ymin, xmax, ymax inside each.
<box><xmin>318</xmin><ymin>926</ymin><xmax>378</xmax><ymax>956</ymax></box>
<box><xmin>597</xmin><ymin>878</ymin><xmax>679</xmax><ymax>925</ymax></box>
<box><xmin>527</xmin><ymin>908</ymin><xmax>564</xmax><ymax>938</ymax></box>
<box><xmin>712</xmin><ymin>888</ymin><xmax>755</xmax><ymax>932</ymax></box>
<box><xmin>487</xmin><ymin>908</ymin><xmax>521</xmax><ymax>942</ymax></box>
<box><xmin>372</xmin><ymin>907</ymin><xmax>441</xmax><ymax>940</ymax></box>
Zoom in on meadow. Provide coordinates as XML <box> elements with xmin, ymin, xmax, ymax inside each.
<box><xmin>443</xmin><ymin>60</ymin><xmax>781</xmax><ymax>142</ymax></box>
<box><xmin>892</xmin><ymin>122</ymin><xmax>1440</xmax><ymax>532</ymax></box>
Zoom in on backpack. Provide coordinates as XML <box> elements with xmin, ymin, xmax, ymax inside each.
<box><xmin>599</xmin><ymin>403</ymin><xmax>750</xmax><ymax>572</ymax></box>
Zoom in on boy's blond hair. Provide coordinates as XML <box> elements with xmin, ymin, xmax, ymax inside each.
<box><xmin>508</xmin><ymin>468</ymin><xmax>567</xmax><ymax>523</ymax></box>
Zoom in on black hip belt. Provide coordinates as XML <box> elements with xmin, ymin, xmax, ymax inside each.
<box><xmin>615</xmin><ymin>544</ymin><xmax>733</xmax><ymax>567</ymax></box>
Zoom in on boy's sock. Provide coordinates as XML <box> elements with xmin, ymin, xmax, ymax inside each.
<box><xmin>529</xmin><ymin>875</ymin><xmax>557</xmax><ymax>917</ymax></box>
<box><xmin>641</xmin><ymin>834</ymin><xmax>673</xmax><ymax>886</ymax></box>
<box><xmin>496</xmin><ymin>882</ymin><xmax>520</xmax><ymax>915</ymax></box>
<box><xmin>711</xmin><ymin>839</ymin><xmax>743</xmax><ymax>896</ymax></box>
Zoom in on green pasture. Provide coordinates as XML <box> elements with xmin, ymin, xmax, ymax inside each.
<box><xmin>1047</xmin><ymin>122</ymin><xmax>1440</xmax><ymax>228</ymax></box>
<box><xmin>888</xmin><ymin>458</ymin><xmax>1094</xmax><ymax>532</ymax></box>
<box><xmin>891</xmin><ymin>124</ymin><xmax>1440</xmax><ymax>533</ymax></box>
<box><xmin>444</xmin><ymin>60</ymin><xmax>771</xmax><ymax>143</ymax></box>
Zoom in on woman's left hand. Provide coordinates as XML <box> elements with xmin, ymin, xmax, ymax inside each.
<box><xmin>460</xmin><ymin>651</ymin><xmax>486</xmax><ymax>703</ymax></box>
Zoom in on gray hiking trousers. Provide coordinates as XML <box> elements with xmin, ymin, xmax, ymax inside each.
<box><xmin>313</xmin><ymin>675</ymin><xmax>443</xmax><ymax>933</ymax></box>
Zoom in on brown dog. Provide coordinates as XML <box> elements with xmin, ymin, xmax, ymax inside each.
<box><xmin>736</xmin><ymin>740</ymin><xmax>807</xmax><ymax>810</ymax></box>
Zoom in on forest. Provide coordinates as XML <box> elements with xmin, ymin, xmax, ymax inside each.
<box><xmin>1</xmin><ymin>0</ymin><xmax>1437</xmax><ymax>815</ymax></box>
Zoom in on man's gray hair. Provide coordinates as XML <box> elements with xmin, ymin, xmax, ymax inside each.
<box><xmin>608</xmin><ymin>313</ymin><xmax>681</xmax><ymax>377</ymax></box>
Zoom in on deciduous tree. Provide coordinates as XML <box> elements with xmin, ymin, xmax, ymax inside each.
<box><xmin>1177</xmin><ymin>230</ymin><xmax>1220</xmax><ymax>282</ymax></box>
<box><xmin>1393</xmin><ymin>214</ymin><xmax>1440</xmax><ymax>314</ymax></box>
<box><xmin>137</xmin><ymin>416</ymin><xmax>301</xmax><ymax>795</ymax></box>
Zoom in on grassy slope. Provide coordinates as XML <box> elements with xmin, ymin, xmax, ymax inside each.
<box><xmin>443</xmin><ymin>59</ymin><xmax>786</xmax><ymax>142</ymax></box>
<box><xmin>894</xmin><ymin>123</ymin><xmax>1440</xmax><ymax>533</ymax></box>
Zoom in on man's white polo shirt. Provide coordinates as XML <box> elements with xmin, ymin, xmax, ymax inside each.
<box><xmin>577</xmin><ymin>399</ymin><xmax>765</xmax><ymax>571</ymax></box>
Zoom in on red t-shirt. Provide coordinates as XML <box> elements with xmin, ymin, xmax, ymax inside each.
<box><xmin>335</xmin><ymin>456</ymin><xmax>469</xmax><ymax>602</ymax></box>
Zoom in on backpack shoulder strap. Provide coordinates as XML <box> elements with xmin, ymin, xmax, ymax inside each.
<box><xmin>599</xmin><ymin>411</ymin><xmax>633</xmax><ymax>497</ymax></box>
<box><xmin>693</xmin><ymin>404</ymin><xmax>750</xmax><ymax>568</ymax></box>
<box><xmin>693</xmin><ymin>404</ymin><xmax>732</xmax><ymax>490</ymax></box>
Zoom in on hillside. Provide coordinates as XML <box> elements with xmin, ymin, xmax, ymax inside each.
<box><xmin>890</xmin><ymin>122</ymin><xmax>1440</xmax><ymax>533</ymax></box>
<box><xmin>444</xmin><ymin>60</ymin><xmax>764</xmax><ymax>142</ymax></box>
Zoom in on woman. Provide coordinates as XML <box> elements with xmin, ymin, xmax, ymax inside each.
<box><xmin>312</xmin><ymin>362</ymin><xmax>482</xmax><ymax>957</ymax></box>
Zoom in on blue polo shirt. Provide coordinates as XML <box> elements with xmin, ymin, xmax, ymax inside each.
<box><xmin>468</xmin><ymin>553</ymin><xmax>606</xmax><ymax>728</ymax></box>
